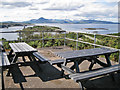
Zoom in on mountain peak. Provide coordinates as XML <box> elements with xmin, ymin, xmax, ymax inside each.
<box><xmin>38</xmin><ymin>17</ymin><xmax>46</xmax><ymax>20</ymax></box>
<box><xmin>26</xmin><ymin>17</ymin><xmax>118</xmax><ymax>24</ymax></box>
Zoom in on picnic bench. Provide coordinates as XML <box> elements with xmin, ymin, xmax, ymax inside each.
<box><xmin>54</xmin><ymin>48</ymin><xmax>120</xmax><ymax>89</ymax></box>
<box><xmin>0</xmin><ymin>41</ymin><xmax>11</xmax><ymax>89</ymax></box>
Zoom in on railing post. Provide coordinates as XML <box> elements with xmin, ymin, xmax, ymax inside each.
<box><xmin>64</xmin><ymin>32</ymin><xmax>66</xmax><ymax>47</ymax></box>
<box><xmin>19</xmin><ymin>31</ymin><xmax>21</xmax><ymax>42</ymax></box>
<box><xmin>42</xmin><ymin>31</ymin><xmax>44</xmax><ymax>48</ymax></box>
<box><xmin>76</xmin><ymin>32</ymin><xmax>78</xmax><ymax>50</ymax></box>
<box><xmin>118</xmin><ymin>50</ymin><xmax>120</xmax><ymax>64</ymax></box>
<box><xmin>94</xmin><ymin>33</ymin><xmax>96</xmax><ymax>48</ymax></box>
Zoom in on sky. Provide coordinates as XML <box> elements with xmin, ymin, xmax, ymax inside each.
<box><xmin>0</xmin><ymin>0</ymin><xmax>119</xmax><ymax>22</ymax></box>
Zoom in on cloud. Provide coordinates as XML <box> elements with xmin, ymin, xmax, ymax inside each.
<box><xmin>44</xmin><ymin>5</ymin><xmax>84</xmax><ymax>11</ymax></box>
<box><xmin>29</xmin><ymin>7</ymin><xmax>39</xmax><ymax>10</ymax></box>
<box><xmin>43</xmin><ymin>1</ymin><xmax>84</xmax><ymax>11</ymax></box>
<box><xmin>1</xmin><ymin>2</ymin><xmax>32</xmax><ymax>8</ymax></box>
<box><xmin>0</xmin><ymin>0</ymin><xmax>118</xmax><ymax>22</ymax></box>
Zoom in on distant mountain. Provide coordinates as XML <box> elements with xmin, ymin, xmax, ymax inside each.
<box><xmin>25</xmin><ymin>17</ymin><xmax>118</xmax><ymax>24</ymax></box>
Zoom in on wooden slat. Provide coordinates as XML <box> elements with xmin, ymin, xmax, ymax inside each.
<box><xmin>61</xmin><ymin>65</ymin><xmax>75</xmax><ymax>74</ymax></box>
<box><xmin>49</xmin><ymin>59</ymin><xmax>72</xmax><ymax>65</ymax></box>
<box><xmin>55</xmin><ymin>48</ymin><xmax>118</xmax><ymax>60</ymax></box>
<box><xmin>22</xmin><ymin>42</ymin><xmax>37</xmax><ymax>51</ymax></box>
<box><xmin>15</xmin><ymin>43</ymin><xmax>29</xmax><ymax>52</ymax></box>
<box><xmin>0</xmin><ymin>52</ymin><xmax>10</xmax><ymax>66</ymax></box>
<box><xmin>49</xmin><ymin>59</ymin><xmax>64</xmax><ymax>65</ymax></box>
<box><xmin>69</xmin><ymin>64</ymin><xmax>120</xmax><ymax>82</ymax></box>
<box><xmin>9</xmin><ymin>43</ymin><xmax>20</xmax><ymax>52</ymax></box>
<box><xmin>33</xmin><ymin>52</ymin><xmax>49</xmax><ymax>62</ymax></box>
<box><xmin>9</xmin><ymin>42</ymin><xmax>37</xmax><ymax>53</ymax></box>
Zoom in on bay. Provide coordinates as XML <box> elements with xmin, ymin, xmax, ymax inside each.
<box><xmin>0</xmin><ymin>24</ymin><xmax>118</xmax><ymax>40</ymax></box>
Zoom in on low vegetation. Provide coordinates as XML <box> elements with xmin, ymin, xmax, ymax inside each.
<box><xmin>1</xmin><ymin>26</ymin><xmax>119</xmax><ymax>62</ymax></box>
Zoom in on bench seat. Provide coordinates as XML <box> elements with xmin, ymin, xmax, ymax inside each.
<box><xmin>49</xmin><ymin>59</ymin><xmax>72</xmax><ymax>65</ymax></box>
<box><xmin>49</xmin><ymin>59</ymin><xmax>64</xmax><ymax>65</ymax></box>
<box><xmin>0</xmin><ymin>52</ymin><xmax>10</xmax><ymax>67</ymax></box>
<box><xmin>69</xmin><ymin>64</ymin><xmax>120</xmax><ymax>82</ymax></box>
<box><xmin>33</xmin><ymin>52</ymin><xmax>49</xmax><ymax>63</ymax></box>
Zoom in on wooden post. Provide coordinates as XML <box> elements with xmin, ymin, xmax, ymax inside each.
<box><xmin>64</xmin><ymin>32</ymin><xmax>66</xmax><ymax>47</ymax></box>
<box><xmin>118</xmin><ymin>50</ymin><xmax>120</xmax><ymax>64</ymax></box>
<box><xmin>76</xmin><ymin>33</ymin><xmax>78</xmax><ymax>50</ymax></box>
<box><xmin>94</xmin><ymin>33</ymin><xmax>96</xmax><ymax>48</ymax></box>
<box><xmin>19</xmin><ymin>31</ymin><xmax>21</xmax><ymax>42</ymax></box>
<box><xmin>42</xmin><ymin>32</ymin><xmax>44</xmax><ymax>48</ymax></box>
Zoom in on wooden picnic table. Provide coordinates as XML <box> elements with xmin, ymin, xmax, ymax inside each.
<box><xmin>8</xmin><ymin>42</ymin><xmax>37</xmax><ymax>63</ymax></box>
<box><xmin>55</xmin><ymin>48</ymin><xmax>118</xmax><ymax>73</ymax></box>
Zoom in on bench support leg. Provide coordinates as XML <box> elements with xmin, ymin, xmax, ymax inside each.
<box><xmin>61</xmin><ymin>60</ymin><xmax>67</xmax><ymax>76</ymax></box>
<box><xmin>0</xmin><ymin>67</ymin><xmax>5</xmax><ymax>90</ymax></box>
<box><xmin>78</xmin><ymin>81</ymin><xmax>84</xmax><ymax>90</ymax></box>
<box><xmin>6</xmin><ymin>68</ymin><xmax>11</xmax><ymax>76</ymax></box>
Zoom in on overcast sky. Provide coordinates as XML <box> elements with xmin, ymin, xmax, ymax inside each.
<box><xmin>0</xmin><ymin>0</ymin><xmax>119</xmax><ymax>22</ymax></box>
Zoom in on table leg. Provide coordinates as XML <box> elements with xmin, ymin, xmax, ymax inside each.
<box><xmin>105</xmin><ymin>54</ymin><xmax>111</xmax><ymax>66</ymax></box>
<box><xmin>29</xmin><ymin>53</ymin><xmax>37</xmax><ymax>62</ymax></box>
<box><xmin>11</xmin><ymin>54</ymin><xmax>18</xmax><ymax>64</ymax></box>
<box><xmin>105</xmin><ymin>54</ymin><xmax>115</xmax><ymax>81</ymax></box>
<box><xmin>89</xmin><ymin>59</ymin><xmax>96</xmax><ymax>71</ymax></box>
<box><xmin>8</xmin><ymin>50</ymin><xmax>13</xmax><ymax>62</ymax></box>
<box><xmin>22</xmin><ymin>55</ymin><xmax>26</xmax><ymax>62</ymax></box>
<box><xmin>28</xmin><ymin>56</ymin><xmax>33</xmax><ymax>61</ymax></box>
<box><xmin>74</xmin><ymin>60</ymin><xmax>80</xmax><ymax>73</ymax></box>
<box><xmin>93</xmin><ymin>58</ymin><xmax>108</xmax><ymax>67</ymax></box>
<box><xmin>70</xmin><ymin>59</ymin><xmax>84</xmax><ymax>70</ymax></box>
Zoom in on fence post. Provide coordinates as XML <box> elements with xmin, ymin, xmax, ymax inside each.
<box><xmin>64</xmin><ymin>32</ymin><xmax>66</xmax><ymax>47</ymax></box>
<box><xmin>118</xmin><ymin>50</ymin><xmax>120</xmax><ymax>64</ymax></box>
<box><xmin>94</xmin><ymin>33</ymin><xmax>96</xmax><ymax>48</ymax></box>
<box><xmin>76</xmin><ymin>32</ymin><xmax>78</xmax><ymax>50</ymax></box>
<box><xmin>42</xmin><ymin>31</ymin><xmax>44</xmax><ymax>48</ymax></box>
<box><xmin>19</xmin><ymin>31</ymin><xmax>21</xmax><ymax>42</ymax></box>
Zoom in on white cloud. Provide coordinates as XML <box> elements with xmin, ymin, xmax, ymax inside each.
<box><xmin>0</xmin><ymin>0</ymin><xmax>119</xmax><ymax>22</ymax></box>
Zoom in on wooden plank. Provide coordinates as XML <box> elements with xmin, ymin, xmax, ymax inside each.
<box><xmin>9</xmin><ymin>43</ymin><xmax>20</xmax><ymax>52</ymax></box>
<box><xmin>69</xmin><ymin>64</ymin><xmax>120</xmax><ymax>82</ymax></box>
<box><xmin>55</xmin><ymin>48</ymin><xmax>118</xmax><ymax>60</ymax></box>
<box><xmin>49</xmin><ymin>59</ymin><xmax>64</xmax><ymax>65</ymax></box>
<box><xmin>0</xmin><ymin>52</ymin><xmax>10</xmax><ymax>66</ymax></box>
<box><xmin>14</xmin><ymin>43</ymin><xmax>29</xmax><ymax>52</ymax></box>
<box><xmin>22</xmin><ymin>43</ymin><xmax>37</xmax><ymax>52</ymax></box>
<box><xmin>61</xmin><ymin>65</ymin><xmax>75</xmax><ymax>74</ymax></box>
<box><xmin>9</xmin><ymin>43</ymin><xmax>37</xmax><ymax>53</ymax></box>
<box><xmin>33</xmin><ymin>52</ymin><xmax>49</xmax><ymax>62</ymax></box>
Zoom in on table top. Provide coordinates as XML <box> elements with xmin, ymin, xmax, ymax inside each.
<box><xmin>9</xmin><ymin>42</ymin><xmax>37</xmax><ymax>53</ymax></box>
<box><xmin>55</xmin><ymin>48</ymin><xmax>118</xmax><ymax>60</ymax></box>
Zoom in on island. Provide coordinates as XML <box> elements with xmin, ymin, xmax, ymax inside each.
<box><xmin>82</xmin><ymin>28</ymin><xmax>108</xmax><ymax>30</ymax></box>
<box><xmin>0</xmin><ymin>22</ymin><xmax>32</xmax><ymax>28</ymax></box>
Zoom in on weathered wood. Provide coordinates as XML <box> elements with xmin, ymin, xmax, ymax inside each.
<box><xmin>0</xmin><ymin>52</ymin><xmax>10</xmax><ymax>66</ymax></box>
<box><xmin>69</xmin><ymin>64</ymin><xmax>120</xmax><ymax>82</ymax></box>
<box><xmin>55</xmin><ymin>48</ymin><xmax>118</xmax><ymax>60</ymax></box>
<box><xmin>33</xmin><ymin>52</ymin><xmax>49</xmax><ymax>63</ymax></box>
<box><xmin>49</xmin><ymin>59</ymin><xmax>72</xmax><ymax>65</ymax></box>
<box><xmin>9</xmin><ymin>42</ymin><xmax>37</xmax><ymax>53</ymax></box>
<box><xmin>49</xmin><ymin>59</ymin><xmax>64</xmax><ymax>65</ymax></box>
<box><xmin>61</xmin><ymin>65</ymin><xmax>75</xmax><ymax>74</ymax></box>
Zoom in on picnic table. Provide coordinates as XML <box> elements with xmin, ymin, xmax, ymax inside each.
<box><xmin>8</xmin><ymin>42</ymin><xmax>37</xmax><ymax>63</ymax></box>
<box><xmin>55</xmin><ymin>48</ymin><xmax>118</xmax><ymax>73</ymax></box>
<box><xmin>55</xmin><ymin>48</ymin><xmax>119</xmax><ymax>89</ymax></box>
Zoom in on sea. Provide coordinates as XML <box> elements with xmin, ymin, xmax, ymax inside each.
<box><xmin>0</xmin><ymin>24</ymin><xmax>118</xmax><ymax>40</ymax></box>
